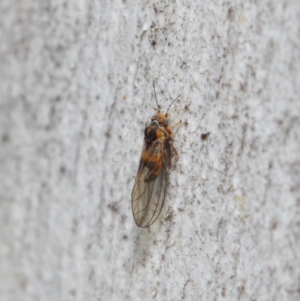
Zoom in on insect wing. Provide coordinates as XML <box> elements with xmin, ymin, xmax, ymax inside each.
<box><xmin>131</xmin><ymin>141</ymin><xmax>170</xmax><ymax>227</ymax></box>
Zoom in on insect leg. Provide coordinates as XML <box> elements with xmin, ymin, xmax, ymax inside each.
<box><xmin>170</xmin><ymin>142</ymin><xmax>178</xmax><ymax>156</ymax></box>
<box><xmin>171</xmin><ymin>119</ymin><xmax>182</xmax><ymax>130</ymax></box>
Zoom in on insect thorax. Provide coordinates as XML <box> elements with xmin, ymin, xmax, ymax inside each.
<box><xmin>144</xmin><ymin>120</ymin><xmax>163</xmax><ymax>145</ymax></box>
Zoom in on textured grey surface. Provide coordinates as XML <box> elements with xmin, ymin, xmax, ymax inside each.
<box><xmin>0</xmin><ymin>1</ymin><xmax>300</xmax><ymax>301</ymax></box>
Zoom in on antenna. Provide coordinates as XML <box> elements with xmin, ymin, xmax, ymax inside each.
<box><xmin>166</xmin><ymin>94</ymin><xmax>181</xmax><ymax>113</ymax></box>
<box><xmin>153</xmin><ymin>81</ymin><xmax>181</xmax><ymax>114</ymax></box>
<box><xmin>152</xmin><ymin>81</ymin><xmax>160</xmax><ymax>110</ymax></box>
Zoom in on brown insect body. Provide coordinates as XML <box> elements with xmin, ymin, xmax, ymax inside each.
<box><xmin>131</xmin><ymin>106</ymin><xmax>180</xmax><ymax>228</ymax></box>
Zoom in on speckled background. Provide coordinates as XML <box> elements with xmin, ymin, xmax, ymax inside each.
<box><xmin>0</xmin><ymin>1</ymin><xmax>299</xmax><ymax>301</ymax></box>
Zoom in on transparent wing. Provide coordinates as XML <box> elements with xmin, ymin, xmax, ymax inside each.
<box><xmin>131</xmin><ymin>140</ymin><xmax>171</xmax><ymax>228</ymax></box>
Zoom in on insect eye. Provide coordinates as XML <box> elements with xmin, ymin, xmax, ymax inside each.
<box><xmin>162</xmin><ymin>118</ymin><xmax>169</xmax><ymax>126</ymax></box>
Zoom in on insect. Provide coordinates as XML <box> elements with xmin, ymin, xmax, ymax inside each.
<box><xmin>131</xmin><ymin>83</ymin><xmax>181</xmax><ymax>228</ymax></box>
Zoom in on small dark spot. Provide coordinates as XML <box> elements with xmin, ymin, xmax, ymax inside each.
<box><xmin>72</xmin><ymin>218</ymin><xmax>78</xmax><ymax>234</ymax></box>
<box><xmin>269</xmin><ymin>161</ymin><xmax>273</xmax><ymax>169</ymax></box>
<box><xmin>108</xmin><ymin>203</ymin><xmax>118</xmax><ymax>212</ymax></box>
<box><xmin>222</xmin><ymin>287</ymin><xmax>226</xmax><ymax>297</ymax></box>
<box><xmin>181</xmin><ymin>61</ymin><xmax>187</xmax><ymax>69</ymax></box>
<box><xmin>20</xmin><ymin>278</ymin><xmax>27</xmax><ymax>289</ymax></box>
<box><xmin>201</xmin><ymin>132</ymin><xmax>210</xmax><ymax>140</ymax></box>
<box><xmin>271</xmin><ymin>220</ymin><xmax>278</xmax><ymax>230</ymax></box>
<box><xmin>89</xmin><ymin>269</ymin><xmax>95</xmax><ymax>281</ymax></box>
<box><xmin>41</xmin><ymin>182</ymin><xmax>47</xmax><ymax>188</ymax></box>
<box><xmin>215</xmin><ymin>91</ymin><xmax>220</xmax><ymax>99</ymax></box>
<box><xmin>151</xmin><ymin>40</ymin><xmax>157</xmax><ymax>48</ymax></box>
<box><xmin>239</xmin><ymin>82</ymin><xmax>247</xmax><ymax>91</ymax></box>
<box><xmin>216</xmin><ymin>75</ymin><xmax>222</xmax><ymax>84</ymax></box>
<box><xmin>69</xmin><ymin>289</ymin><xmax>76</xmax><ymax>296</ymax></box>
<box><xmin>50</xmin><ymin>106</ymin><xmax>55</xmax><ymax>118</ymax></box>
<box><xmin>56</xmin><ymin>45</ymin><xmax>64</xmax><ymax>52</ymax></box>
<box><xmin>2</xmin><ymin>133</ymin><xmax>9</xmax><ymax>143</ymax></box>
<box><xmin>123</xmin><ymin>235</ymin><xmax>128</xmax><ymax>240</ymax></box>
<box><xmin>121</xmin><ymin>214</ymin><xmax>127</xmax><ymax>223</ymax></box>
<box><xmin>227</xmin><ymin>7</ymin><xmax>234</xmax><ymax>20</ymax></box>
<box><xmin>55</xmin><ymin>62</ymin><xmax>61</xmax><ymax>68</ymax></box>
<box><xmin>184</xmin><ymin>103</ymin><xmax>190</xmax><ymax>111</ymax></box>
<box><xmin>60</xmin><ymin>165</ymin><xmax>66</xmax><ymax>174</ymax></box>
<box><xmin>55</xmin><ymin>95</ymin><xmax>61</xmax><ymax>102</ymax></box>
<box><xmin>238</xmin><ymin>283</ymin><xmax>245</xmax><ymax>293</ymax></box>
<box><xmin>165</xmin><ymin>211</ymin><xmax>173</xmax><ymax>221</ymax></box>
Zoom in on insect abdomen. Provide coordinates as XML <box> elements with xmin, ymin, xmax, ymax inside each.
<box><xmin>142</xmin><ymin>145</ymin><xmax>163</xmax><ymax>182</ymax></box>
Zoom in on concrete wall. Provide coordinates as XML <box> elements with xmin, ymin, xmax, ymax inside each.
<box><xmin>0</xmin><ymin>1</ymin><xmax>299</xmax><ymax>300</ymax></box>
